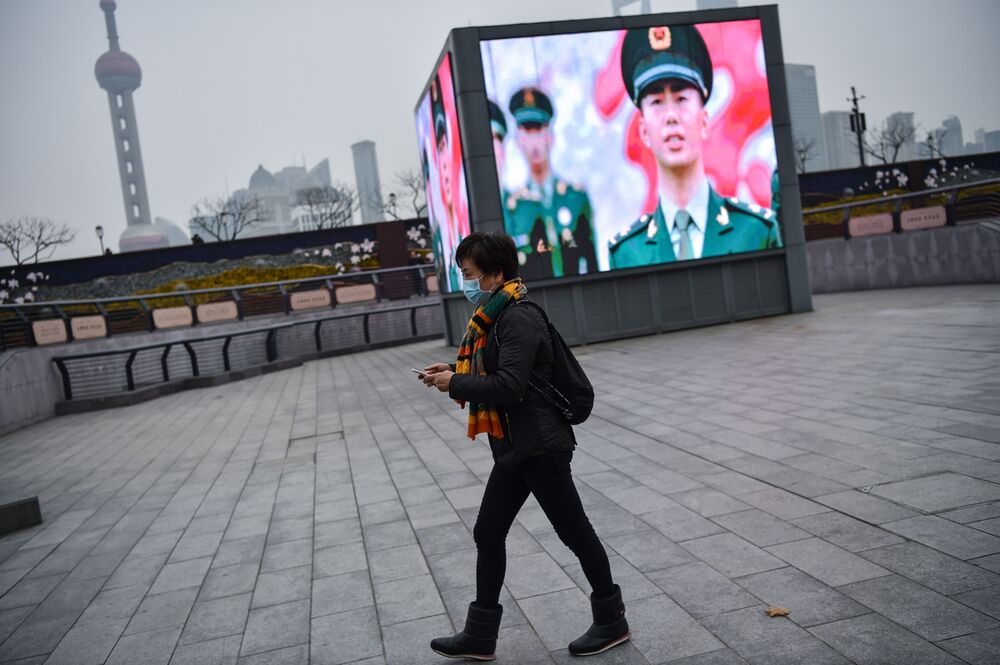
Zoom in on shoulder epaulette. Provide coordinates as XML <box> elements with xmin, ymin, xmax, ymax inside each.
<box><xmin>724</xmin><ymin>197</ymin><xmax>776</xmax><ymax>224</ymax></box>
<box><xmin>608</xmin><ymin>214</ymin><xmax>651</xmax><ymax>249</ymax></box>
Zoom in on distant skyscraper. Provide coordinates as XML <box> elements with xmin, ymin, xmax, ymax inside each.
<box><xmin>887</xmin><ymin>111</ymin><xmax>918</xmax><ymax>162</ymax></box>
<box><xmin>94</xmin><ymin>0</ymin><xmax>168</xmax><ymax>252</ymax></box>
<box><xmin>188</xmin><ymin>159</ymin><xmax>332</xmax><ymax>240</ymax></box>
<box><xmin>784</xmin><ymin>64</ymin><xmax>828</xmax><ymax>171</ymax></box>
<box><xmin>822</xmin><ymin>111</ymin><xmax>860</xmax><ymax>170</ymax></box>
<box><xmin>941</xmin><ymin>116</ymin><xmax>963</xmax><ymax>156</ymax></box>
<box><xmin>985</xmin><ymin>130</ymin><xmax>1000</xmax><ymax>153</ymax></box>
<box><xmin>352</xmin><ymin>141</ymin><xmax>384</xmax><ymax>224</ymax></box>
<box><xmin>697</xmin><ymin>0</ymin><xmax>738</xmax><ymax>8</ymax></box>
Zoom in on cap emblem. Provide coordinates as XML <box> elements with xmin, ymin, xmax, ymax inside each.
<box><xmin>649</xmin><ymin>27</ymin><xmax>672</xmax><ymax>51</ymax></box>
<box><xmin>524</xmin><ymin>89</ymin><xmax>536</xmax><ymax>107</ymax></box>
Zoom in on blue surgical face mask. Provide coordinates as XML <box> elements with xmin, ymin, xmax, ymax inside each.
<box><xmin>462</xmin><ymin>275</ymin><xmax>492</xmax><ymax>306</ymax></box>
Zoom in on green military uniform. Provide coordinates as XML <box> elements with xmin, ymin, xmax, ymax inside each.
<box><xmin>609</xmin><ymin>24</ymin><xmax>783</xmax><ymax>269</ymax></box>
<box><xmin>506</xmin><ymin>87</ymin><xmax>598</xmax><ymax>279</ymax></box>
<box><xmin>608</xmin><ymin>186</ymin><xmax>782</xmax><ymax>269</ymax></box>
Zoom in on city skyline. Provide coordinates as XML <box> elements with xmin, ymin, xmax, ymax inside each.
<box><xmin>1</xmin><ymin>0</ymin><xmax>998</xmax><ymax>262</ymax></box>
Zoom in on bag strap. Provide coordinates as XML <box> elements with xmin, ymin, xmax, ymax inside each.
<box><xmin>495</xmin><ymin>300</ymin><xmax>574</xmax><ymax>419</ymax></box>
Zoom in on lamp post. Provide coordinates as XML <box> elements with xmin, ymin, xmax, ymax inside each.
<box><xmin>219</xmin><ymin>211</ymin><xmax>230</xmax><ymax>241</ymax></box>
<box><xmin>95</xmin><ymin>225</ymin><xmax>105</xmax><ymax>254</ymax></box>
<box><xmin>388</xmin><ymin>192</ymin><xmax>398</xmax><ymax>219</ymax></box>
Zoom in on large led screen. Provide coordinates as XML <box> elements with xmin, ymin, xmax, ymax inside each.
<box><xmin>481</xmin><ymin>20</ymin><xmax>783</xmax><ymax>279</ymax></box>
<box><xmin>415</xmin><ymin>52</ymin><xmax>470</xmax><ymax>293</ymax></box>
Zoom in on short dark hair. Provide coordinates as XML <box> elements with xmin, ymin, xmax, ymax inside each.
<box><xmin>455</xmin><ymin>232</ymin><xmax>518</xmax><ymax>280</ymax></box>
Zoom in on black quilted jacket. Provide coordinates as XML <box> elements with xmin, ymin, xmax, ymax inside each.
<box><xmin>449</xmin><ymin>299</ymin><xmax>576</xmax><ymax>466</ymax></box>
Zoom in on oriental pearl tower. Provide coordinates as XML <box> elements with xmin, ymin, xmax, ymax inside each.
<box><xmin>94</xmin><ymin>0</ymin><xmax>168</xmax><ymax>252</ymax></box>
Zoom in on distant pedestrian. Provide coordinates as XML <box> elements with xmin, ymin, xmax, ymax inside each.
<box><xmin>419</xmin><ymin>231</ymin><xmax>629</xmax><ymax>660</ymax></box>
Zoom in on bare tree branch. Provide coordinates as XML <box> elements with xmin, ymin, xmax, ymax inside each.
<box><xmin>190</xmin><ymin>192</ymin><xmax>268</xmax><ymax>241</ymax></box>
<box><xmin>794</xmin><ymin>137</ymin><xmax>818</xmax><ymax>174</ymax></box>
<box><xmin>296</xmin><ymin>183</ymin><xmax>358</xmax><ymax>230</ymax></box>
<box><xmin>864</xmin><ymin>118</ymin><xmax>919</xmax><ymax>164</ymax></box>
<box><xmin>0</xmin><ymin>216</ymin><xmax>77</xmax><ymax>265</ymax></box>
<box><xmin>394</xmin><ymin>169</ymin><xmax>427</xmax><ymax>218</ymax></box>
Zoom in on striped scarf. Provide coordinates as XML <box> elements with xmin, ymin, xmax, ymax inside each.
<box><xmin>456</xmin><ymin>278</ymin><xmax>528</xmax><ymax>439</ymax></box>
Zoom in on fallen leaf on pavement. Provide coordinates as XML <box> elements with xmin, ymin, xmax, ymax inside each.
<box><xmin>765</xmin><ymin>607</ymin><xmax>791</xmax><ymax>617</ymax></box>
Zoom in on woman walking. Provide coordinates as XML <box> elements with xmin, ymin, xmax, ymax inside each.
<box><xmin>418</xmin><ymin>232</ymin><xmax>630</xmax><ymax>660</ymax></box>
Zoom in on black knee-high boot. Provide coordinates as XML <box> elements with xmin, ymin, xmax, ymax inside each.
<box><xmin>568</xmin><ymin>584</ymin><xmax>630</xmax><ymax>656</ymax></box>
<box><xmin>430</xmin><ymin>602</ymin><xmax>503</xmax><ymax>661</ymax></box>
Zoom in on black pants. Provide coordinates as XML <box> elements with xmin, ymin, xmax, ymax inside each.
<box><xmin>473</xmin><ymin>450</ymin><xmax>615</xmax><ymax>606</ymax></box>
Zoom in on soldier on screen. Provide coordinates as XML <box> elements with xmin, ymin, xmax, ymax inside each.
<box><xmin>431</xmin><ymin>75</ymin><xmax>460</xmax><ymax>289</ymax></box>
<box><xmin>608</xmin><ymin>25</ymin><xmax>782</xmax><ymax>269</ymax></box>
<box><xmin>506</xmin><ymin>87</ymin><xmax>597</xmax><ymax>279</ymax></box>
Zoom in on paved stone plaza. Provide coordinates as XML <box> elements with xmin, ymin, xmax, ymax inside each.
<box><xmin>1</xmin><ymin>284</ymin><xmax>999</xmax><ymax>665</ymax></box>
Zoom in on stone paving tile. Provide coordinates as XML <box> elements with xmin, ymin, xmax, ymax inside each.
<box><xmin>180</xmin><ymin>591</ymin><xmax>252</xmax><ymax>645</ymax></box>
<box><xmin>788</xmin><ymin>511</ymin><xmax>904</xmax><ymax>552</ymax></box>
<box><xmin>236</xmin><ymin>643</ymin><xmax>309</xmax><ymax>664</ymax></box>
<box><xmin>251</xmin><ymin>565</ymin><xmax>311</xmax><ymax>609</ymax></box>
<box><xmin>882</xmin><ymin>515</ymin><xmax>1000</xmax><ymax>560</ymax></box>
<box><xmin>700</xmin><ymin>606</ymin><xmax>847</xmax><ymax>665</ymax></box>
<box><xmin>814</xmin><ymin>489</ymin><xmax>920</xmax><ymax>524</ymax></box>
<box><xmin>937</xmin><ymin>626</ymin><xmax>1000</xmax><ymax>665</ymax></box>
<box><xmin>870</xmin><ymin>472</ymin><xmax>1000</xmax><ymax>512</ymax></box>
<box><xmin>200</xmin><ymin>561</ymin><xmax>260</xmax><ymax>601</ymax></box>
<box><xmin>681</xmin><ymin>533</ymin><xmax>785</xmax><ymax>578</ymax></box>
<box><xmin>367</xmin><ymin>543</ymin><xmax>429</xmax><ymax>584</ymax></box>
<box><xmin>373</xmin><ymin>572</ymin><xmax>445</xmax><ymax>626</ymax></box>
<box><xmin>737</xmin><ymin>488</ymin><xmax>830</xmax><ymax>520</ymax></box>
<box><xmin>605</xmin><ymin>529</ymin><xmax>696</xmax><ymax>573</ymax></box>
<box><xmin>413</xmin><ymin>522</ymin><xmax>474</xmax><ymax>557</ymax></box>
<box><xmin>952</xmin><ymin>585</ymin><xmax>1000</xmax><ymax>620</ymax></box>
<box><xmin>260</xmin><ymin>537</ymin><xmax>313</xmax><ymax>573</ymax></box>
<box><xmin>0</xmin><ymin>605</ymin><xmax>33</xmax><ymax>645</ymax></box>
<box><xmin>765</xmin><ymin>538</ymin><xmax>890</xmax><ymax>587</ymax></box>
<box><xmin>711</xmin><ymin>509</ymin><xmax>811</xmax><ymax>548</ymax></box>
<box><xmin>425</xmin><ymin>547</ymin><xmax>477</xmax><ymax>591</ymax></box>
<box><xmin>29</xmin><ymin>573</ymin><xmax>105</xmax><ymax>619</ymax></box>
<box><xmin>809</xmin><ymin>613</ymin><xmax>965</xmax><ymax>665</ymax></box>
<box><xmin>646</xmin><ymin>561</ymin><xmax>759</xmax><ymax>618</ymax></box>
<box><xmin>169</xmin><ymin>633</ymin><xmax>242</xmax><ymax>665</ymax></box>
<box><xmin>105</xmin><ymin>625</ymin><xmax>181</xmax><ymax>665</ymax></box>
<box><xmin>859</xmin><ymin>541</ymin><xmax>1000</xmax><ymax>595</ymax></box>
<box><xmin>503</xmin><ymin>551</ymin><xmax>577</xmax><ymax>599</ymax></box>
<box><xmin>383</xmin><ymin>613</ymin><xmax>453</xmax><ymax>665</ymax></box>
<box><xmin>212</xmin><ymin>535</ymin><xmax>266</xmax><ymax>569</ymax></box>
<box><xmin>124</xmin><ymin>586</ymin><xmax>199</xmax><ymax>635</ymax></box>
<box><xmin>240</xmin><ymin>598</ymin><xmax>310</xmax><ymax>657</ymax></box>
<box><xmin>311</xmin><ymin>605</ymin><xmax>378</xmax><ymax>664</ymax></box>
<box><xmin>0</xmin><ymin>611</ymin><xmax>79</xmax><ymax>662</ymax></box>
<box><xmin>148</xmin><ymin>555</ymin><xmax>213</xmax><ymax>595</ymax></box>
<box><xmin>839</xmin><ymin>574</ymin><xmax>998</xmax><ymax>641</ymax></box>
<box><xmin>0</xmin><ymin>572</ymin><xmax>64</xmax><ymax>611</ymax></box>
<box><xmin>660</xmin><ymin>649</ymin><xmax>750</xmax><ymax>665</ymax></box>
<box><xmin>734</xmin><ymin>567</ymin><xmax>869</xmax><ymax>628</ymax></box>
<box><xmin>43</xmin><ymin>615</ymin><xmax>129</xmax><ymax>665</ymax></box>
<box><xmin>671</xmin><ymin>488</ymin><xmax>751</xmax><ymax>518</ymax></box>
<box><xmin>311</xmin><ymin>569</ymin><xmax>374</xmax><ymax>618</ymax></box>
<box><xmin>641</xmin><ymin>503</ymin><xmax>726</xmax><ymax>542</ymax></box>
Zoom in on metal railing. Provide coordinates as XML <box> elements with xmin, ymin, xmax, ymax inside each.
<box><xmin>802</xmin><ymin>177</ymin><xmax>1000</xmax><ymax>240</ymax></box>
<box><xmin>1</xmin><ymin>263</ymin><xmax>438</xmax><ymax>351</ymax></box>
<box><xmin>52</xmin><ymin>301</ymin><xmax>442</xmax><ymax>402</ymax></box>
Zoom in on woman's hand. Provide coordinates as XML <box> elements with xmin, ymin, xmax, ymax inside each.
<box><xmin>422</xmin><ymin>362</ymin><xmax>451</xmax><ymax>375</ymax></box>
<box><xmin>422</xmin><ymin>369</ymin><xmax>454</xmax><ymax>392</ymax></box>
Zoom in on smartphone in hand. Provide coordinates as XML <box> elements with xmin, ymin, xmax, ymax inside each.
<box><xmin>411</xmin><ymin>368</ymin><xmax>426</xmax><ymax>377</ymax></box>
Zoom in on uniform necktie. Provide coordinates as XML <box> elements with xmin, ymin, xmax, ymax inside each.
<box><xmin>675</xmin><ymin>209</ymin><xmax>693</xmax><ymax>260</ymax></box>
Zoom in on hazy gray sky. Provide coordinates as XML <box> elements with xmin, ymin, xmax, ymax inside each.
<box><xmin>1</xmin><ymin>0</ymin><xmax>998</xmax><ymax>262</ymax></box>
